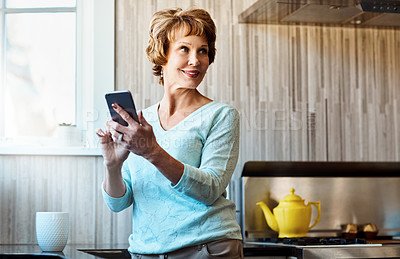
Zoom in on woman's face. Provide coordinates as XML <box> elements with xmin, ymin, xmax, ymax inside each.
<box><xmin>162</xmin><ymin>31</ymin><xmax>210</xmax><ymax>90</ymax></box>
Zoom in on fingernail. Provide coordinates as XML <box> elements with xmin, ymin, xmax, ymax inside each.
<box><xmin>112</xmin><ymin>103</ymin><xmax>117</xmax><ymax>109</ymax></box>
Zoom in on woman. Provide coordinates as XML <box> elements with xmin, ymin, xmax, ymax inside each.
<box><xmin>96</xmin><ymin>8</ymin><xmax>243</xmax><ymax>259</ymax></box>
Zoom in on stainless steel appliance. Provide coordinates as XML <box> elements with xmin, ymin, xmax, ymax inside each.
<box><xmin>238</xmin><ymin>0</ymin><xmax>400</xmax><ymax>27</ymax></box>
<box><xmin>240</xmin><ymin>161</ymin><xmax>400</xmax><ymax>258</ymax></box>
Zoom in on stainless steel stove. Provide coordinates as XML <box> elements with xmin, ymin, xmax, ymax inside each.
<box><xmin>248</xmin><ymin>237</ymin><xmax>371</xmax><ymax>246</ymax></box>
<box><xmin>239</xmin><ymin>161</ymin><xmax>400</xmax><ymax>259</ymax></box>
<box><xmin>244</xmin><ymin>236</ymin><xmax>400</xmax><ymax>258</ymax></box>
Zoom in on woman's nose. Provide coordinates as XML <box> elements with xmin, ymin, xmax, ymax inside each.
<box><xmin>188</xmin><ymin>52</ymin><xmax>200</xmax><ymax>66</ymax></box>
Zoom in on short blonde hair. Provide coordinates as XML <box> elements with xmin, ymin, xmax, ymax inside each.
<box><xmin>146</xmin><ymin>8</ymin><xmax>217</xmax><ymax>85</ymax></box>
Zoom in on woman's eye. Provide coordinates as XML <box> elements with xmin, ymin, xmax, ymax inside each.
<box><xmin>199</xmin><ymin>48</ymin><xmax>208</xmax><ymax>54</ymax></box>
<box><xmin>180</xmin><ymin>46</ymin><xmax>189</xmax><ymax>52</ymax></box>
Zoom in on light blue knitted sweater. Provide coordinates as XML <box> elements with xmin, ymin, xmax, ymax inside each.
<box><xmin>102</xmin><ymin>101</ymin><xmax>242</xmax><ymax>254</ymax></box>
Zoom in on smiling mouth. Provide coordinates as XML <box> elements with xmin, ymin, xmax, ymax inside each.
<box><xmin>181</xmin><ymin>70</ymin><xmax>200</xmax><ymax>78</ymax></box>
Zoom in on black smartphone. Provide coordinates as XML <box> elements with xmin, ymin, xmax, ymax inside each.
<box><xmin>105</xmin><ymin>90</ymin><xmax>139</xmax><ymax>126</ymax></box>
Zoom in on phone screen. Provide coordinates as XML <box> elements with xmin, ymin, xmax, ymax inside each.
<box><xmin>105</xmin><ymin>90</ymin><xmax>139</xmax><ymax>126</ymax></box>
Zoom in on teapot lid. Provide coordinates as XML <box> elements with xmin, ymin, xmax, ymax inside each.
<box><xmin>280</xmin><ymin>188</ymin><xmax>304</xmax><ymax>202</ymax></box>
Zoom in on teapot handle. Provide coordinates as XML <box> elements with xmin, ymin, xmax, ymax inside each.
<box><xmin>307</xmin><ymin>201</ymin><xmax>321</xmax><ymax>231</ymax></box>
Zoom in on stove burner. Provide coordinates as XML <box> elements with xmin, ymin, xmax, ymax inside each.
<box><xmin>258</xmin><ymin>237</ymin><xmax>367</xmax><ymax>246</ymax></box>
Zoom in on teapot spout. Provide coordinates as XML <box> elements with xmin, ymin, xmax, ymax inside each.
<box><xmin>256</xmin><ymin>201</ymin><xmax>279</xmax><ymax>232</ymax></box>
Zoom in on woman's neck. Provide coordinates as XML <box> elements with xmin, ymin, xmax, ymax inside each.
<box><xmin>159</xmin><ymin>88</ymin><xmax>210</xmax><ymax>116</ymax></box>
<box><xmin>157</xmin><ymin>88</ymin><xmax>212</xmax><ymax>130</ymax></box>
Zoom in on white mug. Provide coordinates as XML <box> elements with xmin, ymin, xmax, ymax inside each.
<box><xmin>36</xmin><ymin>212</ymin><xmax>69</xmax><ymax>252</ymax></box>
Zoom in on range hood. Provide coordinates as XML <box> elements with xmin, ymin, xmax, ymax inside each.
<box><xmin>239</xmin><ymin>0</ymin><xmax>400</xmax><ymax>28</ymax></box>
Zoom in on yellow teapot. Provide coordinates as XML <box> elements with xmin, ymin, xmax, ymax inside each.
<box><xmin>256</xmin><ymin>188</ymin><xmax>321</xmax><ymax>238</ymax></box>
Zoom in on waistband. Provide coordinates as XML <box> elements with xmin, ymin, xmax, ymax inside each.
<box><xmin>130</xmin><ymin>239</ymin><xmax>243</xmax><ymax>259</ymax></box>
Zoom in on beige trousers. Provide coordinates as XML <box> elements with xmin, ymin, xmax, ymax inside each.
<box><xmin>131</xmin><ymin>239</ymin><xmax>243</xmax><ymax>259</ymax></box>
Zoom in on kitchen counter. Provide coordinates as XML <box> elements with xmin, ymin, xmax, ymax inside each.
<box><xmin>244</xmin><ymin>241</ymin><xmax>400</xmax><ymax>259</ymax></box>
<box><xmin>0</xmin><ymin>244</ymin><xmax>130</xmax><ymax>259</ymax></box>
<box><xmin>11</xmin><ymin>242</ymin><xmax>400</xmax><ymax>258</ymax></box>
<box><xmin>0</xmin><ymin>243</ymin><xmax>292</xmax><ymax>258</ymax></box>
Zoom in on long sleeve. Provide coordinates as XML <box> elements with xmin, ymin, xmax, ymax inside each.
<box><xmin>172</xmin><ymin>107</ymin><xmax>239</xmax><ymax>205</ymax></box>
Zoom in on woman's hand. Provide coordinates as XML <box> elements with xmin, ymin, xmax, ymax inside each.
<box><xmin>105</xmin><ymin>103</ymin><xmax>160</xmax><ymax>161</ymax></box>
<box><xmin>96</xmin><ymin>124</ymin><xmax>129</xmax><ymax>198</ymax></box>
<box><xmin>96</xmin><ymin>126</ymin><xmax>130</xmax><ymax>169</ymax></box>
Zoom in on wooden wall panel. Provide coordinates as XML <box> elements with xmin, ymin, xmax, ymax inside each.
<box><xmin>116</xmin><ymin>0</ymin><xmax>400</xmax><ymax>167</ymax></box>
<box><xmin>1</xmin><ymin>0</ymin><xmax>400</xmax><ymax>245</ymax></box>
<box><xmin>0</xmin><ymin>155</ymin><xmax>131</xmax><ymax>244</ymax></box>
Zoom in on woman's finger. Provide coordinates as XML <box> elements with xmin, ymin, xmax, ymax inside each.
<box><xmin>108</xmin><ymin>127</ymin><xmax>119</xmax><ymax>142</ymax></box>
<box><xmin>112</xmin><ymin>103</ymin><xmax>138</xmax><ymax>126</ymax></box>
<box><xmin>137</xmin><ymin>110</ymin><xmax>147</xmax><ymax>126</ymax></box>
<box><xmin>109</xmin><ymin>128</ymin><xmax>127</xmax><ymax>144</ymax></box>
<box><xmin>105</xmin><ymin>120</ymin><xmax>112</xmax><ymax>133</ymax></box>
<box><xmin>96</xmin><ymin>128</ymin><xmax>106</xmax><ymax>137</ymax></box>
<box><xmin>107</xmin><ymin>119</ymin><xmax>127</xmax><ymax>136</ymax></box>
<box><xmin>96</xmin><ymin>129</ymin><xmax>104</xmax><ymax>137</ymax></box>
<box><xmin>96</xmin><ymin>129</ymin><xmax>112</xmax><ymax>144</ymax></box>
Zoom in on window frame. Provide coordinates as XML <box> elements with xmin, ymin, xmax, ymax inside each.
<box><xmin>0</xmin><ymin>0</ymin><xmax>114</xmax><ymax>155</ymax></box>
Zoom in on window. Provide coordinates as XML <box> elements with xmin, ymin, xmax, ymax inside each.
<box><xmin>2</xmin><ymin>1</ymin><xmax>76</xmax><ymax>138</ymax></box>
<box><xmin>0</xmin><ymin>0</ymin><xmax>115</xmax><ymax>154</ymax></box>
